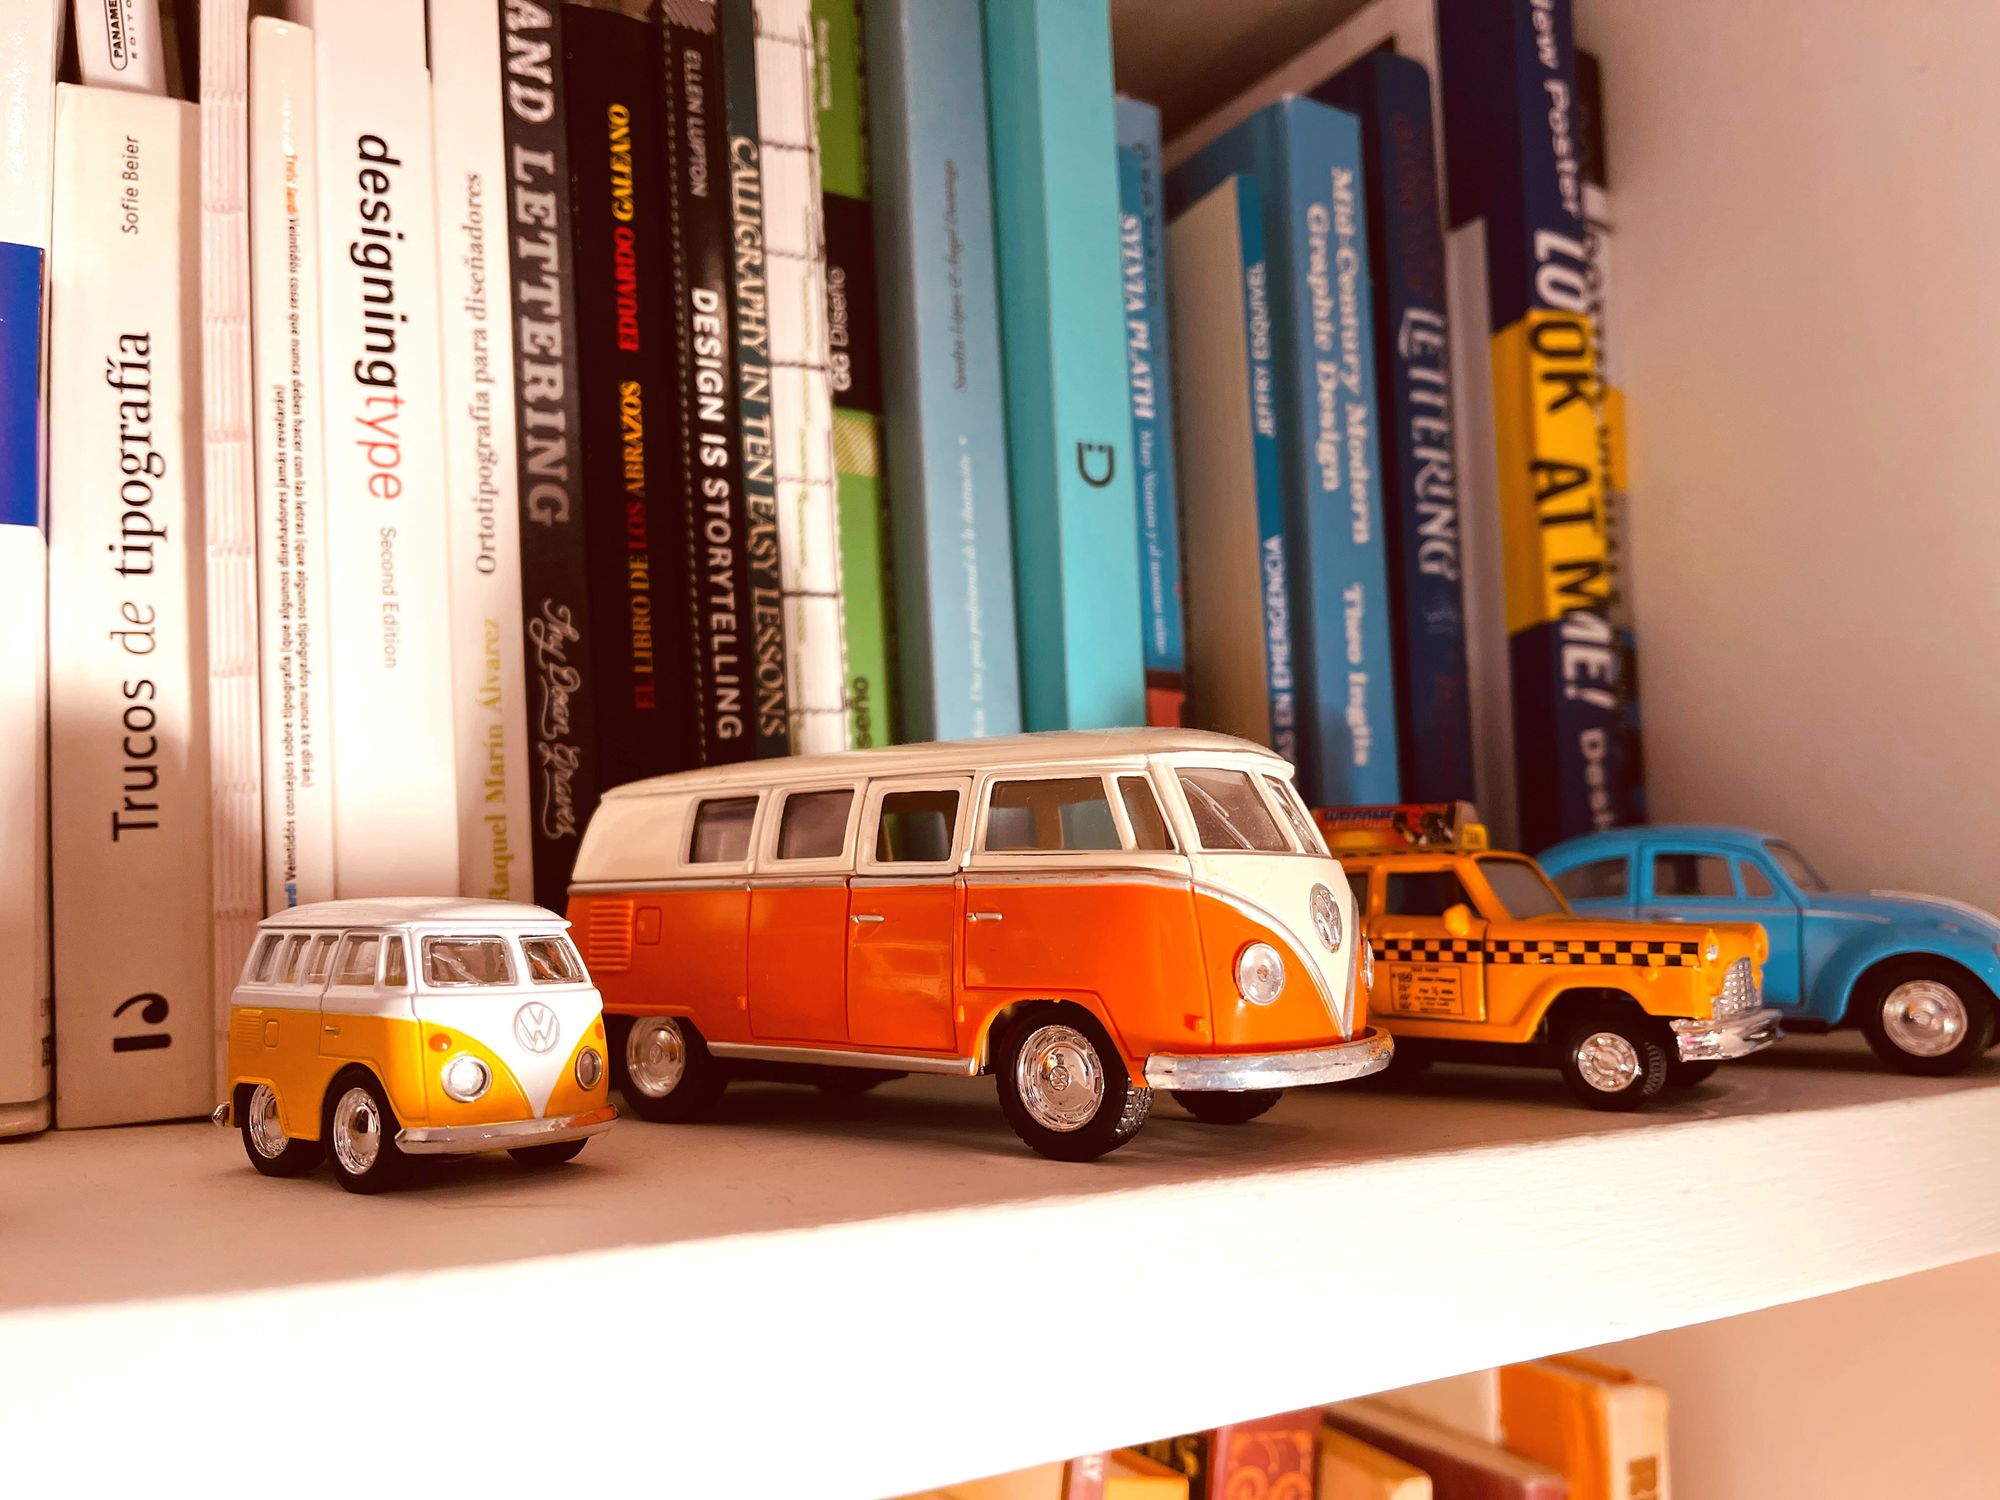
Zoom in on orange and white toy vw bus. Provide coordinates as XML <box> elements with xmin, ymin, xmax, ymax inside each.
<box><xmin>212</xmin><ymin>899</ymin><xmax>617</xmax><ymax>1192</ymax></box>
<box><xmin>567</xmin><ymin>729</ymin><xmax>1390</xmax><ymax>1160</ymax></box>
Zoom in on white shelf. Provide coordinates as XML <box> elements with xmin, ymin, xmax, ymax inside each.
<box><xmin>4</xmin><ymin>1036</ymin><xmax>1998</xmax><ymax>1495</ymax></box>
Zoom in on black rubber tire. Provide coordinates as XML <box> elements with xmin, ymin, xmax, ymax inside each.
<box><xmin>1557</xmin><ymin>1010</ymin><xmax>1670</xmax><ymax>1112</ymax></box>
<box><xmin>610</xmin><ymin>1014</ymin><xmax>729</xmax><ymax>1123</ymax></box>
<box><xmin>237</xmin><ymin>1083</ymin><xmax>324</xmax><ymax>1178</ymax></box>
<box><xmin>1663</xmin><ymin>1059</ymin><xmax>1721</xmax><ymax>1090</ymax></box>
<box><xmin>324</xmin><ymin>1070</ymin><xmax>410</xmax><ymax>1194</ymax></box>
<box><xmin>1857</xmin><ymin>959</ymin><xmax>1997</xmax><ymax>1076</ymax></box>
<box><xmin>1172</xmin><ymin>1088</ymin><xmax>1282</xmax><ymax>1124</ymax></box>
<box><xmin>994</xmin><ymin>1004</ymin><xmax>1151</xmax><ymax>1162</ymax></box>
<box><xmin>509</xmin><ymin>1138</ymin><xmax>588</xmax><ymax>1167</ymax></box>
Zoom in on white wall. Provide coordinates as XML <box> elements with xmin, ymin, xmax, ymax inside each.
<box><xmin>1578</xmin><ymin>0</ymin><xmax>2000</xmax><ymax>909</ymax></box>
<box><xmin>1587</xmin><ymin>1254</ymin><xmax>2000</xmax><ymax>1499</ymax></box>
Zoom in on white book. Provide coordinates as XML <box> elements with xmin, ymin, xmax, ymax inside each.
<box><xmin>1168</xmin><ymin>176</ymin><xmax>1288</xmax><ymax>758</ymax></box>
<box><xmin>47</xmin><ymin>82</ymin><xmax>214</xmax><ymax>1126</ymax></box>
<box><xmin>756</xmin><ymin>0</ymin><xmax>847</xmax><ymax>753</ymax></box>
<box><xmin>201</xmin><ymin>0</ymin><xmax>265</xmax><ymax>1087</ymax></box>
<box><xmin>297</xmin><ymin>0</ymin><xmax>460</xmax><ymax>897</ymax></box>
<box><xmin>428</xmin><ymin>0</ymin><xmax>530</xmax><ymax>900</ymax></box>
<box><xmin>71</xmin><ymin>0</ymin><xmax>168</xmax><ymax>98</ymax></box>
<box><xmin>0</xmin><ymin>0</ymin><xmax>64</xmax><ymax>1138</ymax></box>
<box><xmin>248</xmin><ymin>16</ymin><xmax>336</xmax><ymax>913</ymax></box>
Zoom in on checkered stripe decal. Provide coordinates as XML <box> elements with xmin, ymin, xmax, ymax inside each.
<box><xmin>1375</xmin><ymin>936</ymin><xmax>1701</xmax><ymax>968</ymax></box>
<box><xmin>1374</xmin><ymin>937</ymin><xmax>1481</xmax><ymax>962</ymax></box>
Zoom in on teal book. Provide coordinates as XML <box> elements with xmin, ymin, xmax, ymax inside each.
<box><xmin>1168</xmin><ymin>97</ymin><xmax>1402</xmax><ymax>805</ymax></box>
<box><xmin>862</xmin><ymin>0</ymin><xmax>1021</xmax><ymax>741</ymax></box>
<box><xmin>983</xmin><ymin>0</ymin><xmax>1144</xmax><ymax>731</ymax></box>
<box><xmin>1116</xmin><ymin>95</ymin><xmax>1187</xmax><ymax>729</ymax></box>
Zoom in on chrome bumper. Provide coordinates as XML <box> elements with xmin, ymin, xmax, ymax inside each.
<box><xmin>1672</xmin><ymin>1007</ymin><xmax>1784</xmax><ymax>1062</ymax></box>
<box><xmin>210</xmin><ymin>1102</ymin><xmax>231</xmax><ymax>1128</ymax></box>
<box><xmin>395</xmin><ymin>1104</ymin><xmax>618</xmax><ymax>1155</ymax></box>
<box><xmin>1144</xmin><ymin>1028</ymin><xmax>1393</xmax><ymax>1091</ymax></box>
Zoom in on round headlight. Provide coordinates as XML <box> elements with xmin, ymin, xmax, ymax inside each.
<box><xmin>576</xmin><ymin>1046</ymin><xmax>604</xmax><ymax>1089</ymax></box>
<box><xmin>1309</xmin><ymin>883</ymin><xmax>1343</xmax><ymax>952</ymax></box>
<box><xmin>442</xmin><ymin>1053</ymin><xmax>491</xmax><ymax>1103</ymax></box>
<box><xmin>1236</xmin><ymin>942</ymin><xmax>1286</xmax><ymax>1006</ymax></box>
<box><xmin>1704</xmin><ymin>933</ymin><xmax>1721</xmax><ymax>964</ymax></box>
<box><xmin>1361</xmin><ymin>938</ymin><xmax>1376</xmax><ymax>993</ymax></box>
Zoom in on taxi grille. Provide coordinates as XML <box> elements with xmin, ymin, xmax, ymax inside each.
<box><xmin>581</xmin><ymin>899</ymin><xmax>635</xmax><ymax>974</ymax></box>
<box><xmin>1715</xmin><ymin>957</ymin><xmax>1759</xmax><ymax>1018</ymax></box>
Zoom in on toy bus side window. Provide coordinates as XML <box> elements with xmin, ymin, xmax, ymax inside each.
<box><xmin>690</xmin><ymin>796</ymin><xmax>759</xmax><ymax>865</ymax></box>
<box><xmin>1117</xmin><ymin>776</ymin><xmax>1174</xmax><ymax>852</ymax></box>
<box><xmin>274</xmin><ymin>934</ymin><xmax>310</xmax><ymax>985</ymax></box>
<box><xmin>244</xmin><ymin>934</ymin><xmax>282</xmax><ymax>984</ymax></box>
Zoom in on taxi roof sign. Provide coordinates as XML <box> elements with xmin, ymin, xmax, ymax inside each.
<box><xmin>1314</xmin><ymin>801</ymin><xmax>1489</xmax><ymax>852</ymax></box>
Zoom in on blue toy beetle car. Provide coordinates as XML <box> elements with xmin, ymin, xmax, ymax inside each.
<box><xmin>1541</xmin><ymin>826</ymin><xmax>1999</xmax><ymax>1075</ymax></box>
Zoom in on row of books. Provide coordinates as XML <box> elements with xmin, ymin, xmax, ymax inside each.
<box><xmin>912</xmin><ymin>1359</ymin><xmax>1670</xmax><ymax>1500</ymax></box>
<box><xmin>0</xmin><ymin>0</ymin><xmax>1650</xmax><ymax>1131</ymax></box>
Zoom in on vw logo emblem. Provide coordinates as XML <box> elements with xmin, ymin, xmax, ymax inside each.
<box><xmin>514</xmin><ymin>1001</ymin><xmax>560</xmax><ymax>1054</ymax></box>
<box><xmin>1309</xmin><ymin>883</ymin><xmax>1343</xmax><ymax>952</ymax></box>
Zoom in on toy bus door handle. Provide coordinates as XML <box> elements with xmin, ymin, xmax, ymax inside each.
<box><xmin>968</xmin><ymin>911</ymin><xmax>1003</xmax><ymax>923</ymax></box>
<box><xmin>323</xmin><ymin>1023</ymin><xmax>341</xmax><ymax>1035</ymax></box>
<box><xmin>851</xmin><ymin>913</ymin><xmax>885</xmax><ymax>925</ymax></box>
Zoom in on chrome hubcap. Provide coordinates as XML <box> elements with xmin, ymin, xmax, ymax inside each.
<box><xmin>1882</xmin><ymin>980</ymin><xmax>1967</xmax><ymax>1058</ymax></box>
<box><xmin>330</xmin><ymin>1086</ymin><xmax>383</xmax><ymax>1176</ymax></box>
<box><xmin>1575</xmin><ymin>1030</ymin><xmax>1642</xmax><ymax>1093</ymax></box>
<box><xmin>626</xmin><ymin>1017</ymin><xmax>687</xmax><ymax>1097</ymax></box>
<box><xmin>1015</xmin><ymin>1023</ymin><xmax>1106</xmax><ymax>1132</ymax></box>
<box><xmin>246</xmin><ymin>1084</ymin><xmax>287</xmax><ymax>1159</ymax></box>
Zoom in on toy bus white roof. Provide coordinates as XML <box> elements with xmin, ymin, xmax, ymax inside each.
<box><xmin>599</xmin><ymin>728</ymin><xmax>1288</xmax><ymax>801</ymax></box>
<box><xmin>255</xmin><ymin>898</ymin><xmax>569</xmax><ymax>930</ymax></box>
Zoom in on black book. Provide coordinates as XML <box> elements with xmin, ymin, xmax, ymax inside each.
<box><xmin>565</xmin><ymin>3</ymin><xmax>697</xmax><ymax>785</ymax></box>
<box><xmin>499</xmin><ymin>0</ymin><xmax>601</xmax><ymax>906</ymax></box>
<box><xmin>657</xmin><ymin>0</ymin><xmax>760</xmax><ymax>764</ymax></box>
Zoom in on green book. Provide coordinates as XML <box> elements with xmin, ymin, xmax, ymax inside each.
<box><xmin>813</xmin><ymin>0</ymin><xmax>898</xmax><ymax>746</ymax></box>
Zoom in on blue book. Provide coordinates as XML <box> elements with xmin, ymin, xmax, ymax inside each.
<box><xmin>1115</xmin><ymin>95</ymin><xmax>1187</xmax><ymax>729</ymax></box>
<box><xmin>1168</xmin><ymin>98</ymin><xmax>1401</xmax><ymax>805</ymax></box>
<box><xmin>862</xmin><ymin>0</ymin><xmax>1022</xmax><ymax>741</ymax></box>
<box><xmin>1167</xmin><ymin>176</ymin><xmax>1296</xmax><ymax>764</ymax></box>
<box><xmin>983</xmin><ymin>0</ymin><xmax>1144</xmax><ymax>731</ymax></box>
<box><xmin>1316</xmin><ymin>54</ymin><xmax>1476</xmax><ymax>803</ymax></box>
<box><xmin>0</xmin><ymin>243</ymin><xmax>39</xmax><ymax>523</ymax></box>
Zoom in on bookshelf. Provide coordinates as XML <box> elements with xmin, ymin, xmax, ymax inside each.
<box><xmin>4</xmin><ymin>1038</ymin><xmax>1997</xmax><ymax>1492</ymax></box>
<box><xmin>8</xmin><ymin>0</ymin><xmax>2000</xmax><ymax>1492</ymax></box>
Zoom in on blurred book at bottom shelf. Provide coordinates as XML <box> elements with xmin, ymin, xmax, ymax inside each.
<box><xmin>902</xmin><ymin>1358</ymin><xmax>1668</xmax><ymax>1500</ymax></box>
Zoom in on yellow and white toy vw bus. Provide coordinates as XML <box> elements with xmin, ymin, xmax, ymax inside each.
<box><xmin>212</xmin><ymin>899</ymin><xmax>616</xmax><ymax>1192</ymax></box>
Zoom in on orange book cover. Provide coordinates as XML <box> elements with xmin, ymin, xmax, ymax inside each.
<box><xmin>1138</xmin><ymin>1408</ymin><xmax>1320</xmax><ymax>1498</ymax></box>
<box><xmin>1319</xmin><ymin>1425</ymin><xmax>1433</xmax><ymax>1500</ymax></box>
<box><xmin>1498</xmin><ymin>1357</ymin><xmax>1668</xmax><ymax>1500</ymax></box>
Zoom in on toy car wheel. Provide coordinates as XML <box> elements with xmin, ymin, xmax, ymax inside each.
<box><xmin>509</xmin><ymin>1139</ymin><xmax>588</xmax><ymax>1166</ymax></box>
<box><xmin>238</xmin><ymin>1083</ymin><xmax>323</xmax><ymax>1177</ymax></box>
<box><xmin>1859</xmin><ymin>962</ymin><xmax>1997</xmax><ymax>1076</ymax></box>
<box><xmin>1558</xmin><ymin>1012</ymin><xmax>1669</xmax><ymax>1111</ymax></box>
<box><xmin>613</xmin><ymin>1014</ymin><xmax>728</xmax><ymax>1123</ymax></box>
<box><xmin>324</xmin><ymin>1072</ymin><xmax>410</xmax><ymax>1194</ymax></box>
<box><xmin>1663</xmin><ymin>1059</ymin><xmax>1721</xmax><ymax>1090</ymax></box>
<box><xmin>995</xmin><ymin>1004</ymin><xmax>1151</xmax><ymax>1161</ymax></box>
<box><xmin>1172</xmin><ymin>1088</ymin><xmax>1282</xmax><ymax>1124</ymax></box>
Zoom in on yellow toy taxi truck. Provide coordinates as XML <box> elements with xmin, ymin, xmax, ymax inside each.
<box><xmin>1323</xmin><ymin>805</ymin><xmax>1781</xmax><ymax>1110</ymax></box>
<box><xmin>212</xmin><ymin>899</ymin><xmax>617</xmax><ymax>1192</ymax></box>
